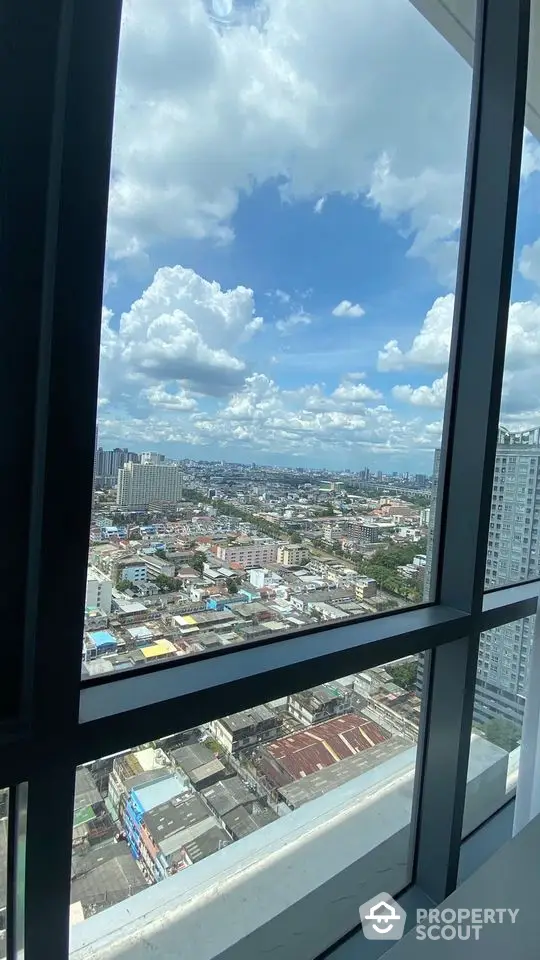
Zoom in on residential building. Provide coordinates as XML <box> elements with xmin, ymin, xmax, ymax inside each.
<box><xmin>286</xmin><ymin>683</ymin><xmax>352</xmax><ymax>726</ymax></box>
<box><xmin>215</xmin><ymin>540</ymin><xmax>278</xmax><ymax>567</ymax></box>
<box><xmin>358</xmin><ymin>522</ymin><xmax>379</xmax><ymax>543</ymax></box>
<box><xmin>277</xmin><ymin>544</ymin><xmax>309</xmax><ymax>566</ymax></box>
<box><xmin>209</xmin><ymin>705</ymin><xmax>281</xmax><ymax>755</ymax></box>
<box><xmin>116</xmin><ymin>462</ymin><xmax>182</xmax><ymax>510</ymax></box>
<box><xmin>140</xmin><ymin>452</ymin><xmax>165</xmax><ymax>465</ymax></box>
<box><xmin>85</xmin><ymin>566</ymin><xmax>113</xmax><ymax>614</ymax></box>
<box><xmin>355</xmin><ymin>577</ymin><xmax>377</xmax><ymax>600</ymax></box>
<box><xmin>139</xmin><ymin>793</ymin><xmax>229</xmax><ymax>880</ymax></box>
<box><xmin>143</xmin><ymin>554</ymin><xmax>175</xmax><ymax>579</ymax></box>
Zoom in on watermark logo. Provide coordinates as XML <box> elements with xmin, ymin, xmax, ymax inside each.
<box><xmin>359</xmin><ymin>893</ymin><xmax>406</xmax><ymax>941</ymax></box>
<box><xmin>359</xmin><ymin>895</ymin><xmax>520</xmax><ymax>942</ymax></box>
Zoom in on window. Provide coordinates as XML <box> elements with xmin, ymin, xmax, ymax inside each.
<box><xmin>3</xmin><ymin>1</ymin><xmax>540</xmax><ymax>959</ymax></box>
<box><xmin>71</xmin><ymin>665</ymin><xmax>425</xmax><ymax>949</ymax></box>
<box><xmin>83</xmin><ymin>0</ymin><xmax>478</xmax><ymax>676</ymax></box>
<box><xmin>469</xmin><ymin>617</ymin><xmax>533</xmax><ymax>806</ymax></box>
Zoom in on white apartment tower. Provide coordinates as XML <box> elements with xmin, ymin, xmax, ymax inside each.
<box><xmin>423</xmin><ymin>429</ymin><xmax>540</xmax><ymax>726</ymax></box>
<box><xmin>116</xmin><ymin>462</ymin><xmax>182</xmax><ymax>510</ymax></box>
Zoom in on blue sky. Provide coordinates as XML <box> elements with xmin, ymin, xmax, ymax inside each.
<box><xmin>98</xmin><ymin>0</ymin><xmax>540</xmax><ymax>473</ymax></box>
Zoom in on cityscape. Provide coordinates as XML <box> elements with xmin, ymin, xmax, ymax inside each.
<box><xmin>46</xmin><ymin>424</ymin><xmax>533</xmax><ymax>925</ymax></box>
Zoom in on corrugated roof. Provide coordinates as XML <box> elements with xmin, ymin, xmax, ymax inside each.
<box><xmin>261</xmin><ymin>714</ymin><xmax>389</xmax><ymax>780</ymax></box>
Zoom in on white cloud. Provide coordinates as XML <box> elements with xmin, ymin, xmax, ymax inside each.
<box><xmin>392</xmin><ymin>373</ymin><xmax>448</xmax><ymax>408</ymax></box>
<box><xmin>107</xmin><ymin>0</ymin><xmax>472</xmax><ymax>277</ymax></box>
<box><xmin>141</xmin><ymin>384</ymin><xmax>198</xmax><ymax>411</ymax></box>
<box><xmin>332</xmin><ymin>300</ymin><xmax>365</xmax><ymax>318</ymax></box>
<box><xmin>519</xmin><ymin>239</ymin><xmax>540</xmax><ymax>286</ymax></box>
<box><xmin>378</xmin><ymin>294</ymin><xmax>454</xmax><ymax>370</ymax></box>
<box><xmin>99</xmin><ymin>264</ymin><xmax>263</xmax><ymax>409</ymax></box>
<box><xmin>314</xmin><ymin>197</ymin><xmax>326</xmax><ymax>214</ymax></box>
<box><xmin>276</xmin><ymin>312</ymin><xmax>312</xmax><ymax>335</ymax></box>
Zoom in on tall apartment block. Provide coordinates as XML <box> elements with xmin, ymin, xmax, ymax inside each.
<box><xmin>116</xmin><ymin>462</ymin><xmax>183</xmax><ymax>510</ymax></box>
<box><xmin>423</xmin><ymin>428</ymin><xmax>540</xmax><ymax>726</ymax></box>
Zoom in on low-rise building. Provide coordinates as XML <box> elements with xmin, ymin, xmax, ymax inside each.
<box><xmin>287</xmin><ymin>683</ymin><xmax>352</xmax><ymax>726</ymax></box>
<box><xmin>139</xmin><ymin>793</ymin><xmax>229</xmax><ymax>880</ymax></box>
<box><xmin>86</xmin><ymin>567</ymin><xmax>113</xmax><ymax>614</ymax></box>
<box><xmin>277</xmin><ymin>544</ymin><xmax>310</xmax><ymax>567</ymax></box>
<box><xmin>209</xmin><ymin>705</ymin><xmax>281</xmax><ymax>755</ymax></box>
<box><xmin>216</xmin><ymin>540</ymin><xmax>278</xmax><ymax>567</ymax></box>
<box><xmin>355</xmin><ymin>577</ymin><xmax>377</xmax><ymax>600</ymax></box>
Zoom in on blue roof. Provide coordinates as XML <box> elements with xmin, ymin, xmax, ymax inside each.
<box><xmin>133</xmin><ymin>774</ymin><xmax>188</xmax><ymax>812</ymax></box>
<box><xmin>88</xmin><ymin>630</ymin><xmax>117</xmax><ymax>649</ymax></box>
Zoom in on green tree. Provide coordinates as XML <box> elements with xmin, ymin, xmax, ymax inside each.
<box><xmin>153</xmin><ymin>574</ymin><xmax>179</xmax><ymax>593</ymax></box>
<box><xmin>226</xmin><ymin>577</ymin><xmax>239</xmax><ymax>594</ymax></box>
<box><xmin>116</xmin><ymin>578</ymin><xmax>132</xmax><ymax>592</ymax></box>
<box><xmin>154</xmin><ymin>548</ymin><xmax>168</xmax><ymax>560</ymax></box>
<box><xmin>290</xmin><ymin>532</ymin><xmax>302</xmax><ymax>544</ymax></box>
<box><xmin>386</xmin><ymin>661</ymin><xmax>418</xmax><ymax>692</ymax></box>
<box><xmin>481</xmin><ymin>718</ymin><xmax>521</xmax><ymax>752</ymax></box>
<box><xmin>191</xmin><ymin>553</ymin><xmax>205</xmax><ymax>573</ymax></box>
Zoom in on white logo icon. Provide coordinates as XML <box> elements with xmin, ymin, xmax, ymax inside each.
<box><xmin>359</xmin><ymin>893</ymin><xmax>407</xmax><ymax>940</ymax></box>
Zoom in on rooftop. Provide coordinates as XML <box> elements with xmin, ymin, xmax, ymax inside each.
<box><xmin>222</xmin><ymin>804</ymin><xmax>279</xmax><ymax>840</ymax></box>
<box><xmin>260</xmin><ymin>713</ymin><xmax>390</xmax><ymax>781</ymax></box>
<box><xmin>220</xmin><ymin>704</ymin><xmax>277</xmax><ymax>732</ymax></box>
<box><xmin>134</xmin><ymin>773</ymin><xmax>188</xmax><ymax>812</ymax></box>
<box><xmin>201</xmin><ymin>776</ymin><xmax>256</xmax><ymax>817</ymax></box>
<box><xmin>144</xmin><ymin>792</ymin><xmax>210</xmax><ymax>843</ymax></box>
<box><xmin>278</xmin><ymin>737</ymin><xmax>411</xmax><ymax>808</ymax></box>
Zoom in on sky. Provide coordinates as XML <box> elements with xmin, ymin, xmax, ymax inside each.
<box><xmin>97</xmin><ymin>0</ymin><xmax>540</xmax><ymax>473</ymax></box>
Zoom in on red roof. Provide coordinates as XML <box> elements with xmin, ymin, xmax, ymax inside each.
<box><xmin>263</xmin><ymin>714</ymin><xmax>389</xmax><ymax>780</ymax></box>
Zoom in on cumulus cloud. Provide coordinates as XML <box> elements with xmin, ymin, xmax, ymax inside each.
<box><xmin>378</xmin><ymin>295</ymin><xmax>454</xmax><ymax>370</ymax></box>
<box><xmin>99</xmin><ymin>264</ymin><xmax>263</xmax><ymax>408</ymax></box>
<box><xmin>392</xmin><ymin>373</ymin><xmax>448</xmax><ymax>408</ymax></box>
<box><xmin>332</xmin><ymin>300</ymin><xmax>365</xmax><ymax>318</ymax></box>
<box><xmin>107</xmin><ymin>0</ymin><xmax>472</xmax><ymax>277</ymax></box>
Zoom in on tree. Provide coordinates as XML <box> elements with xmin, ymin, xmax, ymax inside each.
<box><xmin>116</xmin><ymin>578</ymin><xmax>132</xmax><ymax>593</ymax></box>
<box><xmin>481</xmin><ymin>718</ymin><xmax>521</xmax><ymax>752</ymax></box>
<box><xmin>290</xmin><ymin>532</ymin><xmax>302</xmax><ymax>544</ymax></box>
<box><xmin>154</xmin><ymin>548</ymin><xmax>168</xmax><ymax>560</ymax></box>
<box><xmin>226</xmin><ymin>577</ymin><xmax>239</xmax><ymax>594</ymax></box>
<box><xmin>386</xmin><ymin>661</ymin><xmax>418</xmax><ymax>692</ymax></box>
<box><xmin>191</xmin><ymin>553</ymin><xmax>205</xmax><ymax>573</ymax></box>
<box><xmin>153</xmin><ymin>574</ymin><xmax>179</xmax><ymax>593</ymax></box>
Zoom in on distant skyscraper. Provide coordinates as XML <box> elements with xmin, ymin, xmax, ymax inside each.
<box><xmin>476</xmin><ymin>426</ymin><xmax>540</xmax><ymax>725</ymax></box>
<box><xmin>116</xmin><ymin>462</ymin><xmax>182</xmax><ymax>509</ymax></box>
<box><xmin>140</xmin><ymin>452</ymin><xmax>166</xmax><ymax>465</ymax></box>
<box><xmin>423</xmin><ymin>429</ymin><xmax>540</xmax><ymax>726</ymax></box>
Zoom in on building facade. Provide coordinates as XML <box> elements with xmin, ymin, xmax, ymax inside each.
<box><xmin>276</xmin><ymin>544</ymin><xmax>309</xmax><ymax>567</ymax></box>
<box><xmin>215</xmin><ymin>541</ymin><xmax>278</xmax><ymax>567</ymax></box>
<box><xmin>85</xmin><ymin>567</ymin><xmax>113</xmax><ymax>614</ymax></box>
<box><xmin>424</xmin><ymin>430</ymin><xmax>540</xmax><ymax>726</ymax></box>
<box><xmin>116</xmin><ymin>462</ymin><xmax>183</xmax><ymax>510</ymax></box>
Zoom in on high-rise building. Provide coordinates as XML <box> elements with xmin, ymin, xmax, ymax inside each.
<box><xmin>140</xmin><ymin>452</ymin><xmax>166</xmax><ymax>465</ymax></box>
<box><xmin>116</xmin><ymin>462</ymin><xmax>183</xmax><ymax>510</ymax></box>
<box><xmin>423</xmin><ymin>429</ymin><xmax>540</xmax><ymax>726</ymax></box>
<box><xmin>476</xmin><ymin>427</ymin><xmax>540</xmax><ymax>725</ymax></box>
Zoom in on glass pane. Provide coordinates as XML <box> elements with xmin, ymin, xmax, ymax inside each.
<box><xmin>0</xmin><ymin>789</ymin><xmax>7</xmax><ymax>960</ymax></box>
<box><xmin>71</xmin><ymin>661</ymin><xmax>421</xmax><ymax>951</ymax></box>
<box><xmin>466</xmin><ymin>617</ymin><xmax>532</xmax><ymax>832</ymax></box>
<box><xmin>483</xmin><ymin>40</ymin><xmax>540</xmax><ymax>589</ymax></box>
<box><xmin>82</xmin><ymin>0</ymin><xmax>475</xmax><ymax>676</ymax></box>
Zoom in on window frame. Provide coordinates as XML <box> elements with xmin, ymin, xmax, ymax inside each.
<box><xmin>0</xmin><ymin>0</ymin><xmax>536</xmax><ymax>957</ymax></box>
